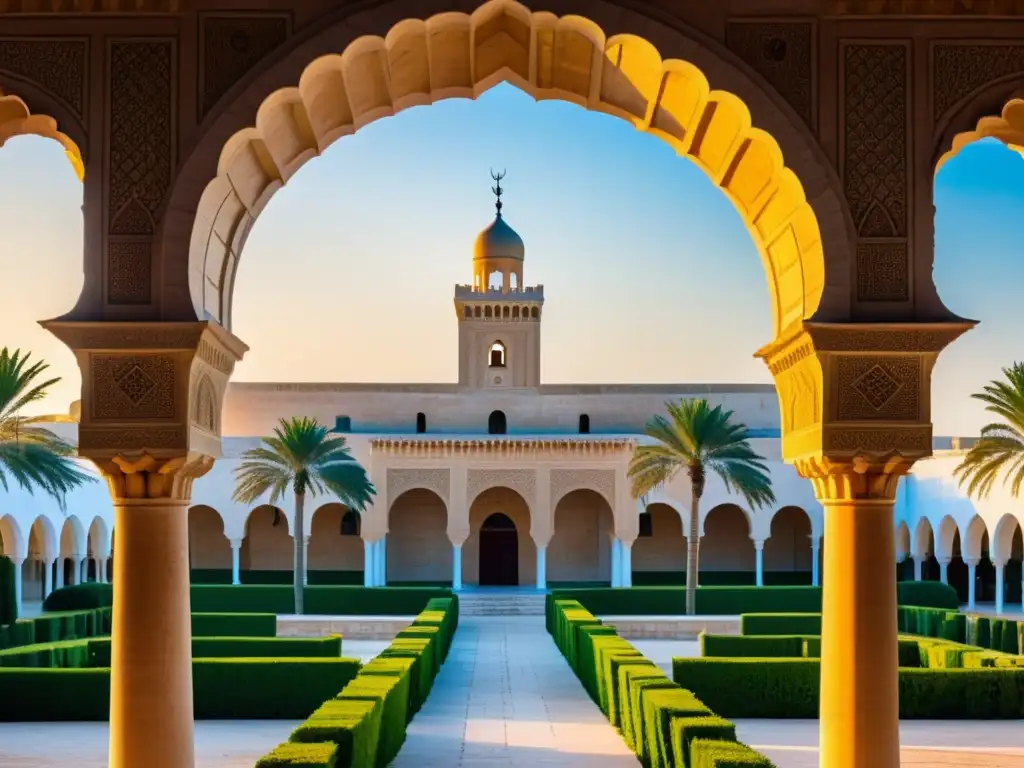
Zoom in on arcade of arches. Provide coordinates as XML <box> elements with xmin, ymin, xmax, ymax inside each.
<box><xmin>6</xmin><ymin>1</ymin><xmax>1024</xmax><ymax>767</ymax></box>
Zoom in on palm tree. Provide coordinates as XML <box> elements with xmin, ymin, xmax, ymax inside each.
<box><xmin>232</xmin><ymin>416</ymin><xmax>375</xmax><ymax>613</ymax></box>
<box><xmin>0</xmin><ymin>348</ymin><xmax>94</xmax><ymax>508</ymax></box>
<box><xmin>955</xmin><ymin>362</ymin><xmax>1024</xmax><ymax>498</ymax></box>
<box><xmin>628</xmin><ymin>398</ymin><xmax>775</xmax><ymax>615</ymax></box>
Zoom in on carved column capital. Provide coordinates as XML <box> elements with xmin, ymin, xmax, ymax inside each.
<box><xmin>41</xmin><ymin>320</ymin><xmax>247</xmax><ymax>466</ymax></box>
<box><xmin>758</xmin><ymin>320</ymin><xmax>973</xmax><ymax>468</ymax></box>
<box><xmin>98</xmin><ymin>451</ymin><xmax>215</xmax><ymax>503</ymax></box>
<box><xmin>794</xmin><ymin>455</ymin><xmax>913</xmax><ymax>504</ymax></box>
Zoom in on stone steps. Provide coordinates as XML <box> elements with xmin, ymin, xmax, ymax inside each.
<box><xmin>457</xmin><ymin>592</ymin><xmax>547</xmax><ymax>616</ymax></box>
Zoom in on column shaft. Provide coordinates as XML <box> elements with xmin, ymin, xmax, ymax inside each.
<box><xmin>811</xmin><ymin>543</ymin><xmax>821</xmax><ymax>587</ymax></box>
<box><xmin>231</xmin><ymin>541</ymin><xmax>241</xmax><ymax>586</ymax></box>
<box><xmin>377</xmin><ymin>539</ymin><xmax>387</xmax><ymax>587</ymax></box>
<box><xmin>939</xmin><ymin>560</ymin><xmax>948</xmax><ymax>585</ymax></box>
<box><xmin>56</xmin><ymin>558</ymin><xmax>64</xmax><ymax>590</ymax></box>
<box><xmin>611</xmin><ymin>538</ymin><xmax>622</xmax><ymax>588</ymax></box>
<box><xmin>11</xmin><ymin>559</ymin><xmax>23</xmax><ymax>618</ymax></box>
<box><xmin>43</xmin><ymin>559</ymin><xmax>54</xmax><ymax>599</ymax></box>
<box><xmin>453</xmin><ymin>545</ymin><xmax>463</xmax><ymax>591</ymax></box>
<box><xmin>913</xmin><ymin>556</ymin><xmax>922</xmax><ymax>582</ymax></box>
<box><xmin>108</xmin><ymin>500</ymin><xmax>194</xmax><ymax>768</ymax></box>
<box><xmin>819</xmin><ymin>499</ymin><xmax>899</xmax><ymax>768</ymax></box>
<box><xmin>967</xmin><ymin>564</ymin><xmax>976</xmax><ymax>610</ymax></box>
<box><xmin>363</xmin><ymin>540</ymin><xmax>375</xmax><ymax>587</ymax></box>
<box><xmin>536</xmin><ymin>545</ymin><xmax>547</xmax><ymax>591</ymax></box>
<box><xmin>620</xmin><ymin>541</ymin><xmax>632</xmax><ymax>588</ymax></box>
<box><xmin>755</xmin><ymin>544</ymin><xmax>764</xmax><ymax>587</ymax></box>
<box><xmin>996</xmin><ymin>565</ymin><xmax>1005</xmax><ymax>614</ymax></box>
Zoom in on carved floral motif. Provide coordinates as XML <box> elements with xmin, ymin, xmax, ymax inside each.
<box><xmin>200</xmin><ymin>15</ymin><xmax>289</xmax><ymax>119</ymax></box>
<box><xmin>837</xmin><ymin>356</ymin><xmax>921</xmax><ymax>420</ymax></box>
<box><xmin>467</xmin><ymin>469</ymin><xmax>535</xmax><ymax>507</ymax></box>
<box><xmin>550</xmin><ymin>468</ymin><xmax>615</xmax><ymax>508</ymax></box>
<box><xmin>933</xmin><ymin>44</ymin><xmax>1024</xmax><ymax>122</ymax></box>
<box><xmin>856</xmin><ymin>242</ymin><xmax>908</xmax><ymax>302</ymax></box>
<box><xmin>107</xmin><ymin>241</ymin><xmax>151</xmax><ymax>305</ymax></box>
<box><xmin>726</xmin><ymin>21</ymin><xmax>814</xmax><ymax>127</ymax></box>
<box><xmin>0</xmin><ymin>38</ymin><xmax>86</xmax><ymax>116</ymax></box>
<box><xmin>386</xmin><ymin>468</ymin><xmax>450</xmax><ymax>505</ymax></box>
<box><xmin>91</xmin><ymin>354</ymin><xmax>176</xmax><ymax>420</ymax></box>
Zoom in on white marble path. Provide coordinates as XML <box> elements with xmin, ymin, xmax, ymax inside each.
<box><xmin>391</xmin><ymin>615</ymin><xmax>637</xmax><ymax>766</ymax></box>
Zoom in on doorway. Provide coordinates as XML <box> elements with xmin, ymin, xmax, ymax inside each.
<box><xmin>479</xmin><ymin>513</ymin><xmax>518</xmax><ymax>586</ymax></box>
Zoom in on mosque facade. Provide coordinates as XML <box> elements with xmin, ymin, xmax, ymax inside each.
<box><xmin>1</xmin><ymin>183</ymin><xmax>1019</xmax><ymax>612</ymax></box>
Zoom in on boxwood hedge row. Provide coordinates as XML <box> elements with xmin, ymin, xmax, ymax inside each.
<box><xmin>547</xmin><ymin>595</ymin><xmax>773</xmax><ymax>768</ymax></box>
<box><xmin>255</xmin><ymin>596</ymin><xmax>459</xmax><ymax>768</ymax></box>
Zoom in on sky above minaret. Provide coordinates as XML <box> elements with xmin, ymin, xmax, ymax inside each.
<box><xmin>1</xmin><ymin>82</ymin><xmax>1022</xmax><ymax>435</ymax></box>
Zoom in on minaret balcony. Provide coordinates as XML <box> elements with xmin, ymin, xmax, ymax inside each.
<box><xmin>454</xmin><ymin>284</ymin><xmax>544</xmax><ymax>300</ymax></box>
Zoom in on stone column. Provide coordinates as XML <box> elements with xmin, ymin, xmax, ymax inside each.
<box><xmin>966</xmin><ymin>558</ymin><xmax>978</xmax><ymax>611</ymax></box>
<box><xmin>55</xmin><ymin>558</ymin><xmax>64</xmax><ymax>591</ymax></box>
<box><xmin>377</xmin><ymin>538</ymin><xmax>387</xmax><ymax>587</ymax></box>
<box><xmin>611</xmin><ymin>538</ymin><xmax>622</xmax><ymax>588</ymax></box>
<box><xmin>913</xmin><ymin>555</ymin><xmax>923</xmax><ymax>581</ymax></box>
<box><xmin>363</xmin><ymin>539</ymin><xmax>375</xmax><ymax>587</ymax></box>
<box><xmin>754</xmin><ymin>540</ymin><xmax>764</xmax><ymax>587</ymax></box>
<box><xmin>453</xmin><ymin>544</ymin><xmax>463</xmax><ymax>591</ymax></box>
<box><xmin>11</xmin><ymin>558</ymin><xmax>23</xmax><ymax>618</ymax></box>
<box><xmin>996</xmin><ymin>563</ymin><xmax>1006</xmax><ymax>614</ymax></box>
<box><xmin>230</xmin><ymin>539</ymin><xmax>242</xmax><ymax>585</ymax></box>
<box><xmin>98</xmin><ymin>557</ymin><xmax>107</xmax><ymax>584</ymax></box>
<box><xmin>811</xmin><ymin>538</ymin><xmax>821</xmax><ymax>587</ymax></box>
<box><xmin>43</xmin><ymin>558</ymin><xmax>54</xmax><ymax>599</ymax></box>
<box><xmin>43</xmin><ymin>319</ymin><xmax>247</xmax><ymax>768</ymax></box>
<box><xmin>938</xmin><ymin>557</ymin><xmax>950</xmax><ymax>585</ymax></box>
<box><xmin>800</xmin><ymin>458</ymin><xmax>909</xmax><ymax>768</ymax></box>
<box><xmin>68</xmin><ymin>555</ymin><xmax>80</xmax><ymax>586</ymax></box>
<box><xmin>620</xmin><ymin>539</ymin><xmax>633</xmax><ymax>588</ymax></box>
<box><xmin>536</xmin><ymin>545</ymin><xmax>547</xmax><ymax>591</ymax></box>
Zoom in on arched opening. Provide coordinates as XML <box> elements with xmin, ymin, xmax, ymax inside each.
<box><xmin>466</xmin><ymin>486</ymin><xmax>533</xmax><ymax>587</ymax></box>
<box><xmin>188</xmin><ymin>505</ymin><xmax>231</xmax><ymax>583</ymax></box>
<box><xmin>633</xmin><ymin>503</ymin><xmax>685</xmax><ymax>585</ymax></box>
<box><xmin>763</xmin><ymin>506</ymin><xmax>813</xmax><ymax>585</ymax></box>
<box><xmin>240</xmin><ymin>505</ymin><xmax>292</xmax><ymax>582</ymax></box>
<box><xmin>578</xmin><ymin>414</ymin><xmax>591</xmax><ymax>434</ymax></box>
<box><xmin>992</xmin><ymin>514</ymin><xmax>1024</xmax><ymax>606</ymax></box>
<box><xmin>388</xmin><ymin>489</ymin><xmax>450</xmax><ymax>585</ymax></box>
<box><xmin>59</xmin><ymin>515</ymin><xmax>86</xmax><ymax>588</ymax></box>
<box><xmin>308</xmin><ymin>503</ymin><xmax>364</xmax><ymax>585</ymax></box>
<box><xmin>479</xmin><ymin>513</ymin><xmax>519</xmax><ymax>586</ymax></box>
<box><xmin>548</xmin><ymin>488</ymin><xmax>614</xmax><ymax>585</ymax></box>
<box><xmin>489</xmin><ymin>341</ymin><xmax>506</xmax><ymax>368</ymax></box>
<box><xmin>29</xmin><ymin>516</ymin><xmax>58</xmax><ymax>599</ymax></box>
<box><xmin>182</xmin><ymin>0</ymin><xmax>843</xmax><ymax>347</ymax></box>
<box><xmin>913</xmin><ymin>518</ymin><xmax>938</xmax><ymax>581</ymax></box>
<box><xmin>895</xmin><ymin>521</ymin><xmax>912</xmax><ymax>581</ymax></box>
<box><xmin>415</xmin><ymin>412</ymin><xmax>427</xmax><ymax>434</ymax></box>
<box><xmin>701</xmin><ymin>504</ymin><xmax>754</xmax><ymax>584</ymax></box>
<box><xmin>488</xmin><ymin>410</ymin><xmax>507</xmax><ymax>435</ymax></box>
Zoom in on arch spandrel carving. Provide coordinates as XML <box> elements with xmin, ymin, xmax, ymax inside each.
<box><xmin>550</xmin><ymin>468</ymin><xmax>615</xmax><ymax>509</ymax></box>
<box><xmin>386</xmin><ymin>468</ymin><xmax>451</xmax><ymax>508</ymax></box>
<box><xmin>467</xmin><ymin>468</ymin><xmax>535</xmax><ymax>508</ymax></box>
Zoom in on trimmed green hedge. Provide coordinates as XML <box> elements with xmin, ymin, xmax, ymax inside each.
<box><xmin>673</xmin><ymin>657</ymin><xmax>1024</xmax><ymax>718</ymax></box>
<box><xmin>701</xmin><ymin>634</ymin><xmax>806</xmax><ymax>659</ymax></box>
<box><xmin>86</xmin><ymin>635</ymin><xmax>343</xmax><ymax>667</ymax></box>
<box><xmin>191</xmin><ymin>612</ymin><xmax>277</xmax><ymax>638</ymax></box>
<box><xmin>42</xmin><ymin>582</ymin><xmax>113</xmax><ymax>612</ymax></box>
<box><xmin>191</xmin><ymin>585</ymin><xmax>453</xmax><ymax>616</ymax></box>
<box><xmin>254</xmin><ymin>742</ymin><xmax>339</xmax><ymax>767</ymax></box>
<box><xmin>897</xmin><ymin>581</ymin><xmax>959</xmax><ymax>610</ymax></box>
<box><xmin>256</xmin><ymin>597</ymin><xmax>459</xmax><ymax>768</ymax></box>
<box><xmin>0</xmin><ymin>556</ymin><xmax>15</xmax><ymax>626</ymax></box>
<box><xmin>548</xmin><ymin>598</ymin><xmax>773</xmax><ymax>768</ymax></box>
<box><xmin>689</xmin><ymin>738</ymin><xmax>775</xmax><ymax>767</ymax></box>
<box><xmin>740</xmin><ymin>613</ymin><xmax>820</xmax><ymax>636</ymax></box>
<box><xmin>0</xmin><ymin>657</ymin><xmax>363</xmax><ymax>720</ymax></box>
<box><xmin>633</xmin><ymin>570</ymin><xmax>811</xmax><ymax>587</ymax></box>
<box><xmin>191</xmin><ymin>569</ymin><xmax>363</xmax><ymax>586</ymax></box>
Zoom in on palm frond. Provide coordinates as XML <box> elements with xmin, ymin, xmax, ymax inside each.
<box><xmin>956</xmin><ymin>363</ymin><xmax>1024</xmax><ymax>500</ymax></box>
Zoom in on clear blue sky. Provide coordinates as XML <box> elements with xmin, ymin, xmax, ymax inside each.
<box><xmin>1</xmin><ymin>83</ymin><xmax>1021</xmax><ymax>435</ymax></box>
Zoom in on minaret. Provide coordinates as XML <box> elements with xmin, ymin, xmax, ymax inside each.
<box><xmin>454</xmin><ymin>171</ymin><xmax>544</xmax><ymax>389</ymax></box>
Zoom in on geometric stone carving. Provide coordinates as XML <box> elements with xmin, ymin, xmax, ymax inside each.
<box><xmin>91</xmin><ymin>354</ymin><xmax>176</xmax><ymax>420</ymax></box>
<box><xmin>108</xmin><ymin>40</ymin><xmax>174</xmax><ymax>233</ymax></box>
<box><xmin>107</xmin><ymin>241</ymin><xmax>151</xmax><ymax>305</ymax></box>
<box><xmin>200</xmin><ymin>14</ymin><xmax>289</xmax><ymax>119</ymax></box>
<box><xmin>838</xmin><ymin>357</ymin><xmax>921</xmax><ymax>421</ymax></box>
<box><xmin>856</xmin><ymin>242</ymin><xmax>908</xmax><ymax>302</ymax></box>
<box><xmin>727</xmin><ymin>21</ymin><xmax>814</xmax><ymax>127</ymax></box>
<box><xmin>467</xmin><ymin>469</ymin><xmax>535</xmax><ymax>507</ymax></box>
<box><xmin>193</xmin><ymin>375</ymin><xmax>217</xmax><ymax>432</ymax></box>
<box><xmin>852</xmin><ymin>365</ymin><xmax>901</xmax><ymax>409</ymax></box>
<box><xmin>386</xmin><ymin>468</ymin><xmax>450</xmax><ymax>507</ymax></box>
<box><xmin>550</xmin><ymin>468</ymin><xmax>615</xmax><ymax>509</ymax></box>
<box><xmin>933</xmin><ymin>44</ymin><xmax>1024</xmax><ymax>122</ymax></box>
<box><xmin>843</xmin><ymin>43</ymin><xmax>908</xmax><ymax>238</ymax></box>
<box><xmin>0</xmin><ymin>39</ymin><xmax>87</xmax><ymax>117</ymax></box>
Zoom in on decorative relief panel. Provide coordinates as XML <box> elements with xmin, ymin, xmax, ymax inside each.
<box><xmin>726</xmin><ymin>21</ymin><xmax>814</xmax><ymax>127</ymax></box>
<box><xmin>108</xmin><ymin>40</ymin><xmax>173</xmax><ymax>234</ymax></box>
<box><xmin>824</xmin><ymin>426</ymin><xmax>931</xmax><ymax>454</ymax></box>
<box><xmin>78</xmin><ymin>426</ymin><xmax>186</xmax><ymax>451</ymax></box>
<box><xmin>467</xmin><ymin>469</ymin><xmax>535</xmax><ymax>507</ymax></box>
<box><xmin>550</xmin><ymin>468</ymin><xmax>615</xmax><ymax>508</ymax></box>
<box><xmin>0</xmin><ymin>38</ymin><xmax>87</xmax><ymax>117</ymax></box>
<box><xmin>200</xmin><ymin>14</ymin><xmax>289</xmax><ymax>119</ymax></box>
<box><xmin>778</xmin><ymin>355</ymin><xmax>821</xmax><ymax>433</ymax></box>
<box><xmin>192</xmin><ymin>375</ymin><xmax>217</xmax><ymax>432</ymax></box>
<box><xmin>91</xmin><ymin>354</ymin><xmax>176</xmax><ymax>420</ymax></box>
<box><xmin>836</xmin><ymin>356</ymin><xmax>920</xmax><ymax>421</ymax></box>
<box><xmin>933</xmin><ymin>44</ymin><xmax>1024</xmax><ymax>122</ymax></box>
<box><xmin>387</xmin><ymin>468</ymin><xmax>450</xmax><ymax>506</ymax></box>
<box><xmin>856</xmin><ymin>242</ymin><xmax>908</xmax><ymax>301</ymax></box>
<box><xmin>107</xmin><ymin>241</ymin><xmax>151</xmax><ymax>305</ymax></box>
<box><xmin>843</xmin><ymin>44</ymin><xmax>908</xmax><ymax>238</ymax></box>
<box><xmin>198</xmin><ymin>338</ymin><xmax>234</xmax><ymax>375</ymax></box>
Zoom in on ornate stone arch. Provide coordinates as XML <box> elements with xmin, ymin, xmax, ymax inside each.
<box><xmin>0</xmin><ymin>514</ymin><xmax>26</xmax><ymax>560</ymax></box>
<box><xmin>992</xmin><ymin>512</ymin><xmax>1022</xmax><ymax>566</ymax></box>
<box><xmin>386</xmin><ymin>468</ymin><xmax>451</xmax><ymax>511</ymax></box>
<box><xmin>164</xmin><ymin>0</ymin><xmax>853</xmax><ymax>332</ymax></box>
<box><xmin>467</xmin><ymin>468</ymin><xmax>535</xmax><ymax>509</ymax></box>
<box><xmin>550</xmin><ymin>468</ymin><xmax>615</xmax><ymax>510</ymax></box>
<box><xmin>935</xmin><ymin>514</ymin><xmax>959</xmax><ymax>561</ymax></box>
<box><xmin>961</xmin><ymin>514</ymin><xmax>989</xmax><ymax>563</ymax></box>
<box><xmin>895</xmin><ymin>519</ymin><xmax>910</xmax><ymax>560</ymax></box>
<box><xmin>912</xmin><ymin>516</ymin><xmax>934</xmax><ymax>559</ymax></box>
<box><xmin>0</xmin><ymin>89</ymin><xmax>84</xmax><ymax>180</ymax></box>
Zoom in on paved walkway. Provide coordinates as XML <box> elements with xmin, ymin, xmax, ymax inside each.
<box><xmin>392</xmin><ymin>615</ymin><xmax>637</xmax><ymax>767</ymax></box>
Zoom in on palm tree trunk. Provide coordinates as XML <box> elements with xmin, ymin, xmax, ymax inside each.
<box><xmin>686</xmin><ymin>492</ymin><xmax>700</xmax><ymax>616</ymax></box>
<box><xmin>294</xmin><ymin>492</ymin><xmax>305</xmax><ymax>615</ymax></box>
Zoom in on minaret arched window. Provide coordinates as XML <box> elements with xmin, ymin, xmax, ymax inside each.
<box><xmin>488</xmin><ymin>410</ymin><xmax>507</xmax><ymax>435</ymax></box>
<box><xmin>416</xmin><ymin>412</ymin><xmax>426</xmax><ymax>433</ymax></box>
<box><xmin>578</xmin><ymin>414</ymin><xmax>591</xmax><ymax>434</ymax></box>
<box><xmin>489</xmin><ymin>341</ymin><xmax>506</xmax><ymax>368</ymax></box>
